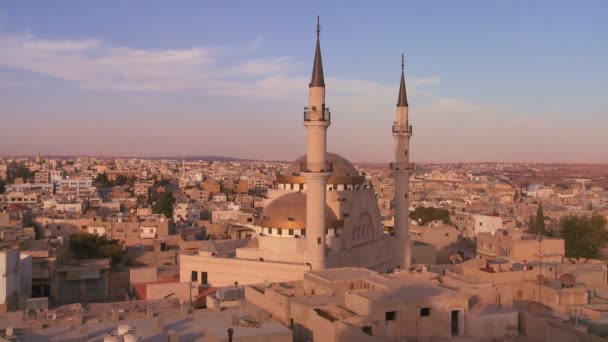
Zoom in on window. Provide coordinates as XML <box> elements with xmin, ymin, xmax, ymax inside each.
<box><xmin>278</xmin><ymin>228</ymin><xmax>283</xmax><ymax>236</ymax></box>
<box><xmin>191</xmin><ymin>271</ymin><xmax>198</xmax><ymax>282</ymax></box>
<box><xmin>268</xmin><ymin>228</ymin><xmax>273</xmax><ymax>234</ymax></box>
<box><xmin>288</xmin><ymin>229</ymin><xmax>294</xmax><ymax>236</ymax></box>
<box><xmin>362</xmin><ymin>326</ymin><xmax>372</xmax><ymax>335</ymax></box>
<box><xmin>517</xmin><ymin>290</ymin><xmax>523</xmax><ymax>299</ymax></box>
<box><xmin>420</xmin><ymin>307</ymin><xmax>431</xmax><ymax>317</ymax></box>
<box><xmin>201</xmin><ymin>272</ymin><xmax>208</xmax><ymax>285</ymax></box>
<box><xmin>317</xmin><ymin>237</ymin><xmax>321</xmax><ymax>245</ymax></box>
<box><xmin>301</xmin><ymin>229</ymin><xmax>306</xmax><ymax>236</ymax></box>
<box><xmin>385</xmin><ymin>311</ymin><xmax>397</xmax><ymax>321</ymax></box>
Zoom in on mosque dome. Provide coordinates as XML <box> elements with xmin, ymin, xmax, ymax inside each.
<box><xmin>256</xmin><ymin>192</ymin><xmax>340</xmax><ymax>229</ymax></box>
<box><xmin>279</xmin><ymin>152</ymin><xmax>365</xmax><ymax>185</ymax></box>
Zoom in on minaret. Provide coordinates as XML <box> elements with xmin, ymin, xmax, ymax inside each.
<box><xmin>303</xmin><ymin>17</ymin><xmax>332</xmax><ymax>270</ymax></box>
<box><xmin>392</xmin><ymin>54</ymin><xmax>413</xmax><ymax>268</ymax></box>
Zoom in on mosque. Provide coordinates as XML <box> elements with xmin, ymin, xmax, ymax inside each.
<box><xmin>180</xmin><ymin>18</ymin><xmax>414</xmax><ymax>286</ymax></box>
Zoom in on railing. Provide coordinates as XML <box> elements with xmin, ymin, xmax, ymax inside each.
<box><xmin>392</xmin><ymin>124</ymin><xmax>412</xmax><ymax>134</ymax></box>
<box><xmin>304</xmin><ymin>107</ymin><xmax>331</xmax><ymax>123</ymax></box>
<box><xmin>300</xmin><ymin>162</ymin><xmax>333</xmax><ymax>173</ymax></box>
<box><xmin>389</xmin><ymin>162</ymin><xmax>414</xmax><ymax>171</ymax></box>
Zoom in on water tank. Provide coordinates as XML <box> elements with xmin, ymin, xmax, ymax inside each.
<box><xmin>117</xmin><ymin>324</ymin><xmax>135</xmax><ymax>336</ymax></box>
<box><xmin>216</xmin><ymin>286</ymin><xmax>243</xmax><ymax>301</ymax></box>
<box><xmin>122</xmin><ymin>333</ymin><xmax>142</xmax><ymax>342</ymax></box>
<box><xmin>103</xmin><ymin>334</ymin><xmax>122</xmax><ymax>342</ymax></box>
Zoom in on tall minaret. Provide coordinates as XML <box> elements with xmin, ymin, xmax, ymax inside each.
<box><xmin>303</xmin><ymin>17</ymin><xmax>332</xmax><ymax>270</ymax></box>
<box><xmin>392</xmin><ymin>54</ymin><xmax>413</xmax><ymax>268</ymax></box>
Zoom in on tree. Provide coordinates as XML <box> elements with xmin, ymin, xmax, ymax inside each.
<box><xmin>560</xmin><ymin>214</ymin><xmax>608</xmax><ymax>259</ymax></box>
<box><xmin>153</xmin><ymin>191</ymin><xmax>175</xmax><ymax>218</ymax></box>
<box><xmin>94</xmin><ymin>172</ymin><xmax>111</xmax><ymax>188</ymax></box>
<box><xmin>528</xmin><ymin>215</ymin><xmax>536</xmax><ymax>232</ymax></box>
<box><xmin>536</xmin><ymin>203</ymin><xmax>546</xmax><ymax>234</ymax></box>
<box><xmin>409</xmin><ymin>206</ymin><xmax>450</xmax><ymax>225</ymax></box>
<box><xmin>69</xmin><ymin>234</ymin><xmax>124</xmax><ymax>264</ymax></box>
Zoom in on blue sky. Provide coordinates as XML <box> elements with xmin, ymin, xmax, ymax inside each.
<box><xmin>0</xmin><ymin>1</ymin><xmax>606</xmax><ymax>162</ymax></box>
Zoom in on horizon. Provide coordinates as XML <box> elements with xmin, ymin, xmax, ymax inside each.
<box><xmin>1</xmin><ymin>1</ymin><xmax>607</xmax><ymax>163</ymax></box>
<box><xmin>3</xmin><ymin>153</ymin><xmax>608</xmax><ymax>166</ymax></box>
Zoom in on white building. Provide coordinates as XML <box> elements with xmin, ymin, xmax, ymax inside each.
<box><xmin>173</xmin><ymin>202</ymin><xmax>201</xmax><ymax>222</ymax></box>
<box><xmin>0</xmin><ymin>249</ymin><xmax>32</xmax><ymax>313</ymax></box>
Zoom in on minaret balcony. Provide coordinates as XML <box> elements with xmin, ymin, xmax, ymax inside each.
<box><xmin>304</xmin><ymin>107</ymin><xmax>331</xmax><ymax>123</ymax></box>
<box><xmin>300</xmin><ymin>161</ymin><xmax>333</xmax><ymax>173</ymax></box>
<box><xmin>392</xmin><ymin>124</ymin><xmax>412</xmax><ymax>134</ymax></box>
<box><xmin>389</xmin><ymin>162</ymin><xmax>414</xmax><ymax>171</ymax></box>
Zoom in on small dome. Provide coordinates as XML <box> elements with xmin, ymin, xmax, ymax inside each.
<box><xmin>279</xmin><ymin>153</ymin><xmax>365</xmax><ymax>185</ymax></box>
<box><xmin>284</xmin><ymin>153</ymin><xmax>359</xmax><ymax>178</ymax></box>
<box><xmin>256</xmin><ymin>192</ymin><xmax>339</xmax><ymax>229</ymax></box>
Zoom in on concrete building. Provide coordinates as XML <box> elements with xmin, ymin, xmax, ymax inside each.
<box><xmin>453</xmin><ymin>211</ymin><xmax>503</xmax><ymax>238</ymax></box>
<box><xmin>246</xmin><ymin>268</ymin><xmax>470</xmax><ymax>341</ymax></box>
<box><xmin>0</xmin><ymin>248</ymin><xmax>32</xmax><ymax>313</ymax></box>
<box><xmin>409</xmin><ymin>222</ymin><xmax>461</xmax><ymax>263</ymax></box>
<box><xmin>477</xmin><ymin>229</ymin><xmax>565</xmax><ymax>264</ymax></box>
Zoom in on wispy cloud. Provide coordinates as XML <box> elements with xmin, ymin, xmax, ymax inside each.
<box><xmin>0</xmin><ymin>30</ymin><xmax>461</xmax><ymax>110</ymax></box>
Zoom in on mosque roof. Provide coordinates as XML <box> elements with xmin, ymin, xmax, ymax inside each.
<box><xmin>279</xmin><ymin>153</ymin><xmax>365</xmax><ymax>185</ymax></box>
<box><xmin>256</xmin><ymin>192</ymin><xmax>340</xmax><ymax>229</ymax></box>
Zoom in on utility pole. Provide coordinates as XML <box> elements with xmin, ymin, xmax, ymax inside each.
<box><xmin>538</xmin><ymin>230</ymin><xmax>542</xmax><ymax>303</ymax></box>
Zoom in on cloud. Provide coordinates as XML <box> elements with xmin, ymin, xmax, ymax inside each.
<box><xmin>0</xmin><ymin>30</ymin><xmax>456</xmax><ymax>107</ymax></box>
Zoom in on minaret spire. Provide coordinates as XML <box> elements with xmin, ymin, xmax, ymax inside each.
<box><xmin>310</xmin><ymin>16</ymin><xmax>325</xmax><ymax>88</ymax></box>
<box><xmin>397</xmin><ymin>53</ymin><xmax>408</xmax><ymax>107</ymax></box>
<box><xmin>392</xmin><ymin>54</ymin><xmax>413</xmax><ymax>269</ymax></box>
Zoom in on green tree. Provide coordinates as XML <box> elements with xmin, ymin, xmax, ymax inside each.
<box><xmin>560</xmin><ymin>214</ymin><xmax>608</xmax><ymax>259</ymax></box>
<box><xmin>536</xmin><ymin>203</ymin><xmax>546</xmax><ymax>234</ymax></box>
<box><xmin>409</xmin><ymin>206</ymin><xmax>450</xmax><ymax>225</ymax></box>
<box><xmin>69</xmin><ymin>234</ymin><xmax>124</xmax><ymax>264</ymax></box>
<box><xmin>528</xmin><ymin>215</ymin><xmax>536</xmax><ymax>232</ymax></box>
<box><xmin>94</xmin><ymin>172</ymin><xmax>111</xmax><ymax>188</ymax></box>
<box><xmin>153</xmin><ymin>191</ymin><xmax>175</xmax><ymax>218</ymax></box>
<box><xmin>8</xmin><ymin>165</ymin><xmax>33</xmax><ymax>183</ymax></box>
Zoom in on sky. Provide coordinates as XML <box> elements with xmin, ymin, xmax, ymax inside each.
<box><xmin>0</xmin><ymin>1</ymin><xmax>607</xmax><ymax>163</ymax></box>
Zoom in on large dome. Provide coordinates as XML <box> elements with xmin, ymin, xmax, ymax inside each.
<box><xmin>256</xmin><ymin>192</ymin><xmax>339</xmax><ymax>229</ymax></box>
<box><xmin>279</xmin><ymin>152</ymin><xmax>365</xmax><ymax>185</ymax></box>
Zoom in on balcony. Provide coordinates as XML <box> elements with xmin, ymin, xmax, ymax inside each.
<box><xmin>300</xmin><ymin>162</ymin><xmax>333</xmax><ymax>173</ymax></box>
<box><xmin>304</xmin><ymin>107</ymin><xmax>331</xmax><ymax>123</ymax></box>
<box><xmin>392</xmin><ymin>124</ymin><xmax>412</xmax><ymax>134</ymax></box>
<box><xmin>389</xmin><ymin>162</ymin><xmax>414</xmax><ymax>171</ymax></box>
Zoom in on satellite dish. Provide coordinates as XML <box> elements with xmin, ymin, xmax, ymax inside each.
<box><xmin>560</xmin><ymin>273</ymin><xmax>576</xmax><ymax>287</ymax></box>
